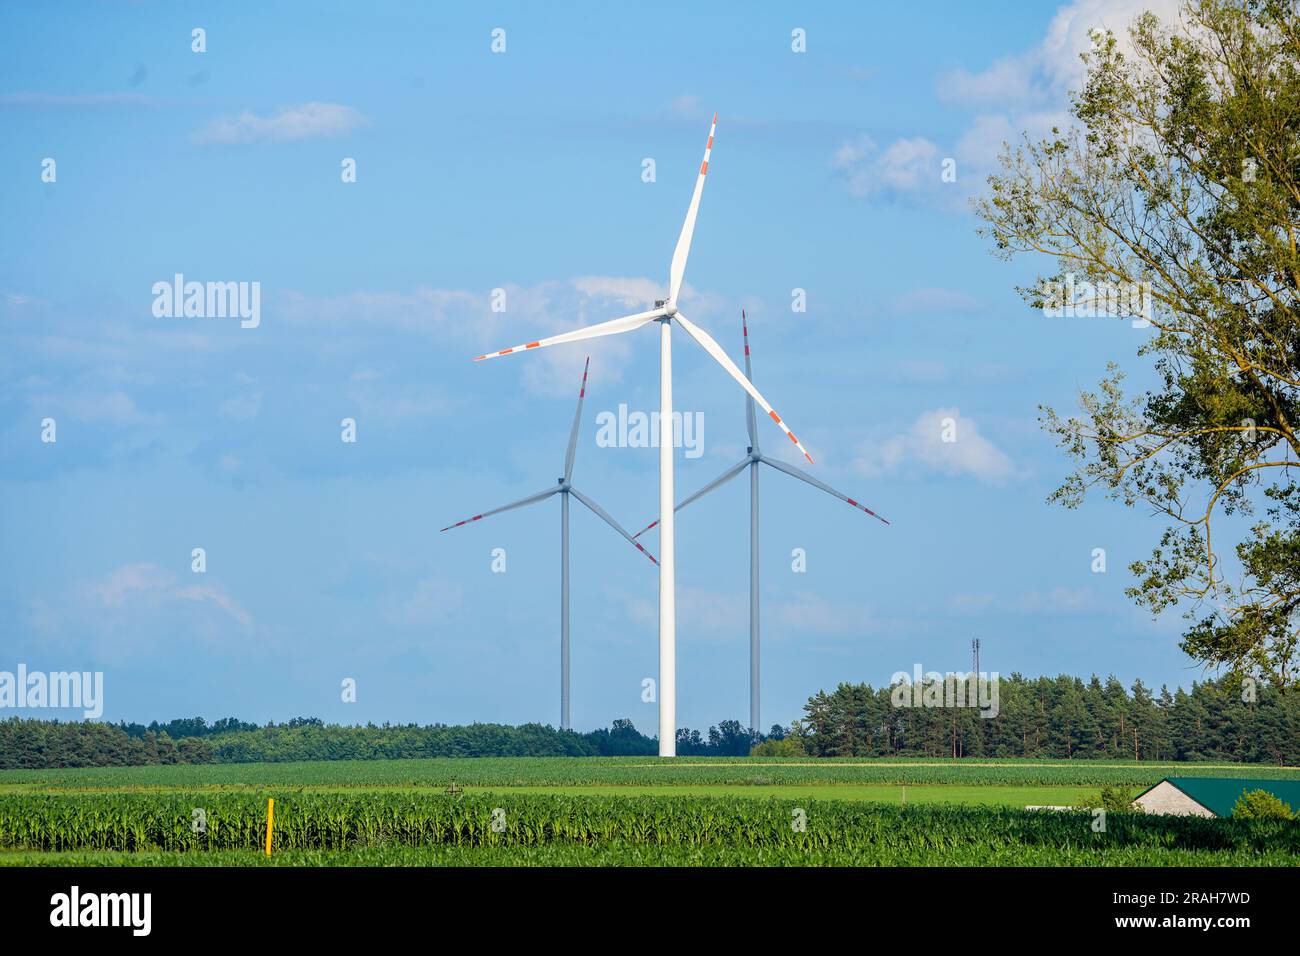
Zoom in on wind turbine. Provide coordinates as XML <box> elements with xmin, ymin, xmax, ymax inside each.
<box><xmin>473</xmin><ymin>114</ymin><xmax>813</xmax><ymax>756</ymax></box>
<box><xmin>441</xmin><ymin>357</ymin><xmax>657</xmax><ymax>731</ymax></box>
<box><xmin>633</xmin><ymin>311</ymin><xmax>889</xmax><ymax>735</ymax></box>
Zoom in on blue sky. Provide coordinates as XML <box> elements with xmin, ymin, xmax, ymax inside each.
<box><xmin>1</xmin><ymin>0</ymin><xmax>1206</xmax><ymax>734</ymax></box>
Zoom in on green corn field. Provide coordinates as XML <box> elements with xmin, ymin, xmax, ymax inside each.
<box><xmin>1</xmin><ymin>792</ymin><xmax>1297</xmax><ymax>866</ymax></box>
<box><xmin>4</xmin><ymin>758</ymin><xmax>1297</xmax><ymax>866</ymax></box>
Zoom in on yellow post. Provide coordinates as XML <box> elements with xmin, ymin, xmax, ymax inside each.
<box><xmin>265</xmin><ymin>798</ymin><xmax>275</xmax><ymax>857</ymax></box>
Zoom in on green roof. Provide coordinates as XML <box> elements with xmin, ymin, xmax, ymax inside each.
<box><xmin>1146</xmin><ymin>777</ymin><xmax>1300</xmax><ymax>817</ymax></box>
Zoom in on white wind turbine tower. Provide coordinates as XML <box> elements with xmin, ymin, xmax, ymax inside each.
<box><xmin>633</xmin><ymin>311</ymin><xmax>889</xmax><ymax>735</ymax></box>
<box><xmin>441</xmin><ymin>357</ymin><xmax>657</xmax><ymax>731</ymax></box>
<box><xmin>474</xmin><ymin>114</ymin><xmax>814</xmax><ymax>756</ymax></box>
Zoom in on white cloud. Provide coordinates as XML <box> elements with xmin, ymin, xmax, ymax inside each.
<box><xmin>835</xmin><ymin>0</ymin><xmax>1184</xmax><ymax>206</ymax></box>
<box><xmin>832</xmin><ymin>134</ymin><xmax>941</xmax><ymax>199</ymax></box>
<box><xmin>171</xmin><ymin>584</ymin><xmax>255</xmax><ymax>629</ymax></box>
<box><xmin>30</xmin><ymin>389</ymin><xmax>161</xmax><ymax>426</ymax></box>
<box><xmin>29</xmin><ymin>562</ymin><xmax>258</xmax><ymax>654</ymax></box>
<box><xmin>348</xmin><ymin>379</ymin><xmax>453</xmax><ymax>422</ymax></box>
<box><xmin>946</xmin><ymin>587</ymin><xmax>1097</xmax><ymax>616</ymax></box>
<box><xmin>940</xmin><ymin>57</ymin><xmax>1045</xmax><ymax>107</ymax></box>
<box><xmin>232</xmin><ymin>276</ymin><xmax>719</xmax><ymax>401</ymax></box>
<box><xmin>218</xmin><ymin>390</ymin><xmax>263</xmax><ymax>421</ymax></box>
<box><xmin>891</xmin><ymin>287</ymin><xmax>983</xmax><ymax>315</ymax></box>
<box><xmin>570</xmin><ymin>276</ymin><xmax>665</xmax><ymax>308</ymax></box>
<box><xmin>938</xmin><ymin>0</ymin><xmax>1185</xmax><ymax>106</ymax></box>
<box><xmin>383</xmin><ymin>575</ymin><xmax>464</xmax><ymax>630</ymax></box>
<box><xmin>841</xmin><ymin>66</ymin><xmax>876</xmax><ymax>83</ymax></box>
<box><xmin>277</xmin><ymin>287</ymin><xmax>481</xmax><ymax>332</ymax></box>
<box><xmin>87</xmin><ymin>563</ymin><xmax>173</xmax><ymax>606</ymax></box>
<box><xmin>82</xmin><ymin>563</ymin><xmax>253</xmax><ymax>628</ymax></box>
<box><xmin>955</xmin><ymin>110</ymin><xmax>1071</xmax><ymax>172</ymax></box>
<box><xmin>773</xmin><ymin>592</ymin><xmax>877</xmax><ymax>635</ymax></box>
<box><xmin>627</xmin><ymin>588</ymin><xmax>882</xmax><ymax>640</ymax></box>
<box><xmin>875</xmin><ymin>137</ymin><xmax>942</xmax><ymax>192</ymax></box>
<box><xmin>854</xmin><ymin>407</ymin><xmax>1017</xmax><ymax>483</ymax></box>
<box><xmin>946</xmin><ymin>592</ymin><xmax>998</xmax><ymax>615</ymax></box>
<box><xmin>193</xmin><ymin>102</ymin><xmax>367</xmax><ymax>145</ymax></box>
<box><xmin>884</xmin><ymin>360</ymin><xmax>949</xmax><ymax>386</ymax></box>
<box><xmin>627</xmin><ymin>587</ymin><xmax>746</xmax><ymax>638</ymax></box>
<box><xmin>666</xmin><ymin>94</ymin><xmax>703</xmax><ymax>118</ymax></box>
<box><xmin>1011</xmin><ymin>586</ymin><xmax>1096</xmax><ymax>614</ymax></box>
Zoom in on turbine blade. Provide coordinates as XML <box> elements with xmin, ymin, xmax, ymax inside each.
<box><xmin>667</xmin><ymin>112</ymin><xmax>717</xmax><ymax>307</ymax></box>
<box><xmin>564</xmin><ymin>356</ymin><xmax>590</xmax><ymax>482</ymax></box>
<box><xmin>569</xmin><ymin>486</ymin><xmax>659</xmax><ymax>565</ymax></box>
<box><xmin>632</xmin><ymin>457</ymin><xmax>749</xmax><ymax>538</ymax></box>
<box><xmin>742</xmin><ymin>310</ymin><xmax>758</xmax><ymax>450</ymax></box>
<box><xmin>440</xmin><ymin>486</ymin><xmax>559</xmax><ymax>532</ymax></box>
<box><xmin>760</xmin><ymin>454</ymin><xmax>889</xmax><ymax>525</ymax></box>
<box><xmin>674</xmin><ymin>311</ymin><xmax>815</xmax><ymax>464</ymax></box>
<box><xmin>474</xmin><ymin>308</ymin><xmax>663</xmax><ymax>361</ymax></box>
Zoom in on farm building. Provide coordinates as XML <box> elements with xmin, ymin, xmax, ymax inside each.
<box><xmin>1132</xmin><ymin>777</ymin><xmax>1300</xmax><ymax>817</ymax></box>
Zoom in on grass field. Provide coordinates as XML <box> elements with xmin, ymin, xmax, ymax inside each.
<box><xmin>5</xmin><ymin>755</ymin><xmax>1299</xmax><ymax>791</ymax></box>
<box><xmin>3</xmin><ymin>757</ymin><xmax>1297</xmax><ymax>867</ymax></box>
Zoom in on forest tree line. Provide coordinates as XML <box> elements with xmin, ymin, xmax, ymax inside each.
<box><xmin>799</xmin><ymin>675</ymin><xmax>1299</xmax><ymax>764</ymax></box>
<box><xmin>0</xmin><ymin>675</ymin><xmax>1294</xmax><ymax>769</ymax></box>
<box><xmin>0</xmin><ymin>716</ymin><xmax>756</xmax><ymax>768</ymax></box>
